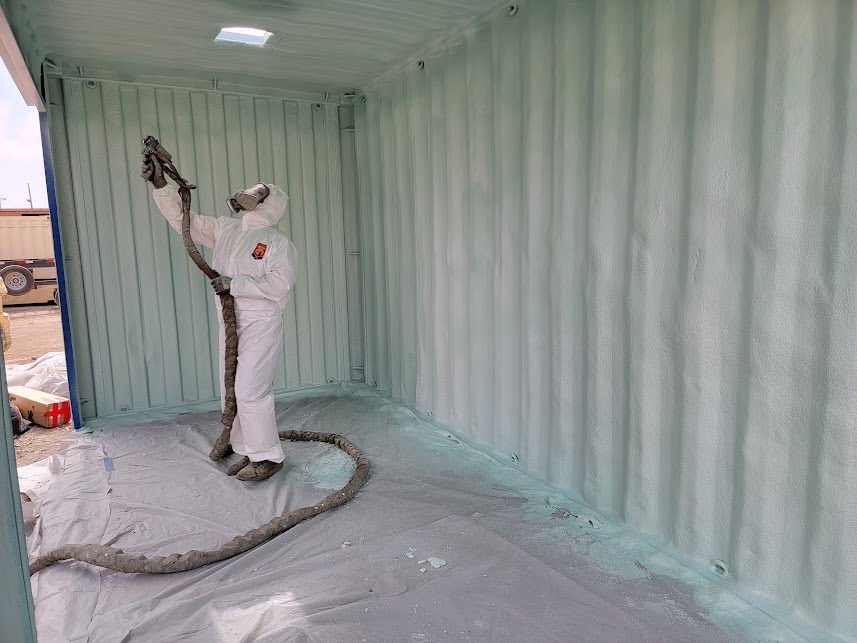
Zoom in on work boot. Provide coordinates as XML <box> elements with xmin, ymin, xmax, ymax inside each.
<box><xmin>226</xmin><ymin>456</ymin><xmax>250</xmax><ymax>476</ymax></box>
<box><xmin>236</xmin><ymin>460</ymin><xmax>283</xmax><ymax>482</ymax></box>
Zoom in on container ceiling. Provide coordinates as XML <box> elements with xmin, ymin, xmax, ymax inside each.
<box><xmin>5</xmin><ymin>0</ymin><xmax>503</xmax><ymax>94</ymax></box>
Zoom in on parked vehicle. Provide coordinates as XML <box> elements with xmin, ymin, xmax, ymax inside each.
<box><xmin>0</xmin><ymin>209</ymin><xmax>59</xmax><ymax>306</ymax></box>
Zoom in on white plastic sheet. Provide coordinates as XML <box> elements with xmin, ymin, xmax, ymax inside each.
<box><xmin>22</xmin><ymin>386</ymin><xmax>815</xmax><ymax>642</ymax></box>
<box><xmin>6</xmin><ymin>352</ymin><xmax>69</xmax><ymax>398</ymax></box>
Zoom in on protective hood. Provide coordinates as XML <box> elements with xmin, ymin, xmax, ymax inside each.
<box><xmin>240</xmin><ymin>184</ymin><xmax>289</xmax><ymax>230</ymax></box>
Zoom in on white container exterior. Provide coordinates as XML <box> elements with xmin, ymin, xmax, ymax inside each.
<box><xmin>0</xmin><ymin>215</ymin><xmax>54</xmax><ymax>261</ymax></box>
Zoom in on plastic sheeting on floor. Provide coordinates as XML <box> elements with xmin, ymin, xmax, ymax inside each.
<box><xmin>6</xmin><ymin>352</ymin><xmax>69</xmax><ymax>398</ymax></box>
<box><xmin>22</xmin><ymin>386</ymin><xmax>817</xmax><ymax>642</ymax></box>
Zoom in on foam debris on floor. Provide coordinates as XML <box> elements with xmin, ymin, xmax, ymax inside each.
<box><xmin>21</xmin><ymin>385</ymin><xmax>827</xmax><ymax>642</ymax></box>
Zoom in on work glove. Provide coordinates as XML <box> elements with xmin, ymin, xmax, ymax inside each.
<box><xmin>141</xmin><ymin>154</ymin><xmax>167</xmax><ymax>189</ymax></box>
<box><xmin>211</xmin><ymin>276</ymin><xmax>232</xmax><ymax>295</ymax></box>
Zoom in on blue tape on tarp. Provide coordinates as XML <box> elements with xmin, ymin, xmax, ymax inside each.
<box><xmin>103</xmin><ymin>458</ymin><xmax>115</xmax><ymax>472</ymax></box>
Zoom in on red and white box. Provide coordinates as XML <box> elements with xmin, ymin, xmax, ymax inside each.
<box><xmin>8</xmin><ymin>386</ymin><xmax>71</xmax><ymax>428</ymax></box>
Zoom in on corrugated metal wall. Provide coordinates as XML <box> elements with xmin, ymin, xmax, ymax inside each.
<box><xmin>355</xmin><ymin>0</ymin><xmax>857</xmax><ymax>635</ymax></box>
<box><xmin>46</xmin><ymin>77</ymin><xmax>357</xmax><ymax>420</ymax></box>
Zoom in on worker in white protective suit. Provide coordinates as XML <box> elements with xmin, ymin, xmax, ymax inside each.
<box><xmin>142</xmin><ymin>156</ymin><xmax>298</xmax><ymax>482</ymax></box>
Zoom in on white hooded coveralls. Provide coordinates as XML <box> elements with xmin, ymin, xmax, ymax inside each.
<box><xmin>153</xmin><ymin>184</ymin><xmax>298</xmax><ymax>463</ymax></box>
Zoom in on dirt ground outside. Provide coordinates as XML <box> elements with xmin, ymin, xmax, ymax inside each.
<box><xmin>4</xmin><ymin>303</ymin><xmax>73</xmax><ymax>466</ymax></box>
<box><xmin>15</xmin><ymin>424</ymin><xmax>73</xmax><ymax>466</ymax></box>
<box><xmin>4</xmin><ymin>303</ymin><xmax>66</xmax><ymax>364</ymax></box>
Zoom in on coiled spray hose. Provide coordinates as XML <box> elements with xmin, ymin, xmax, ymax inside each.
<box><xmin>28</xmin><ymin>138</ymin><xmax>369</xmax><ymax>576</ymax></box>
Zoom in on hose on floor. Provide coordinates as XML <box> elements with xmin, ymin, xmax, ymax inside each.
<box><xmin>28</xmin><ymin>140</ymin><xmax>370</xmax><ymax>575</ymax></box>
<box><xmin>29</xmin><ymin>429</ymin><xmax>370</xmax><ymax>575</ymax></box>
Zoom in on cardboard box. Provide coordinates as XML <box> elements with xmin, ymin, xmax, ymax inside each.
<box><xmin>8</xmin><ymin>386</ymin><xmax>71</xmax><ymax>428</ymax></box>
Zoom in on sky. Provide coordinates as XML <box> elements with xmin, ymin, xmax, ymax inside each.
<box><xmin>0</xmin><ymin>61</ymin><xmax>48</xmax><ymax>209</ymax></box>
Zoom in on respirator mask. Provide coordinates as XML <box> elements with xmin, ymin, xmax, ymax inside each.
<box><xmin>227</xmin><ymin>183</ymin><xmax>270</xmax><ymax>214</ymax></box>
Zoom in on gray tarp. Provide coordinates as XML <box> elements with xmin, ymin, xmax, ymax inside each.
<box><xmin>21</xmin><ymin>386</ymin><xmax>806</xmax><ymax>642</ymax></box>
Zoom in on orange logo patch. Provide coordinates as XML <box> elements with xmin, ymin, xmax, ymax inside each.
<box><xmin>252</xmin><ymin>243</ymin><xmax>267</xmax><ymax>260</ymax></box>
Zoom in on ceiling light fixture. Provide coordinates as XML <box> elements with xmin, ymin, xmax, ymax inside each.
<box><xmin>215</xmin><ymin>27</ymin><xmax>273</xmax><ymax>46</ymax></box>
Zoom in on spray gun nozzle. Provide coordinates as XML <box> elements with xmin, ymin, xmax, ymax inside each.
<box><xmin>142</xmin><ymin>135</ymin><xmax>173</xmax><ymax>163</ymax></box>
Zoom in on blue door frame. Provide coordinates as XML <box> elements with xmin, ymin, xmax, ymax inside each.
<box><xmin>39</xmin><ymin>111</ymin><xmax>82</xmax><ymax>429</ymax></box>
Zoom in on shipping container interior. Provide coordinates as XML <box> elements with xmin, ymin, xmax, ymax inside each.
<box><xmin>1</xmin><ymin>0</ymin><xmax>855</xmax><ymax>641</ymax></box>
